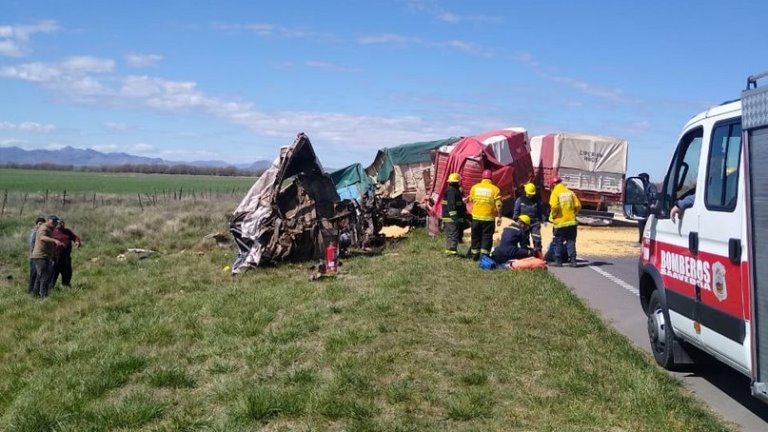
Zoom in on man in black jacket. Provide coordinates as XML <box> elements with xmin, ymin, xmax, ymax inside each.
<box><xmin>491</xmin><ymin>215</ymin><xmax>535</xmax><ymax>263</ymax></box>
<box><xmin>442</xmin><ymin>172</ymin><xmax>467</xmax><ymax>256</ymax></box>
<box><xmin>513</xmin><ymin>182</ymin><xmax>547</xmax><ymax>254</ymax></box>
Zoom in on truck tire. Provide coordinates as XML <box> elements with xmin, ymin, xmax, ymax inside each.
<box><xmin>647</xmin><ymin>290</ymin><xmax>676</xmax><ymax>369</ymax></box>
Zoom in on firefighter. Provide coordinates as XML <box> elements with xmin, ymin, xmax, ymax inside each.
<box><xmin>513</xmin><ymin>182</ymin><xmax>547</xmax><ymax>255</ymax></box>
<box><xmin>468</xmin><ymin>169</ymin><xmax>502</xmax><ymax>260</ymax></box>
<box><xmin>548</xmin><ymin>177</ymin><xmax>581</xmax><ymax>267</ymax></box>
<box><xmin>491</xmin><ymin>215</ymin><xmax>535</xmax><ymax>263</ymax></box>
<box><xmin>442</xmin><ymin>172</ymin><xmax>467</xmax><ymax>256</ymax></box>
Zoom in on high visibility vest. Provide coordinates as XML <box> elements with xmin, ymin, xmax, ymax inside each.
<box><xmin>548</xmin><ymin>183</ymin><xmax>581</xmax><ymax>228</ymax></box>
<box><xmin>469</xmin><ymin>179</ymin><xmax>501</xmax><ymax>221</ymax></box>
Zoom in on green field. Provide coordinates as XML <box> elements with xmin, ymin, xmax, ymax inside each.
<box><xmin>0</xmin><ymin>168</ymin><xmax>256</xmax><ymax>194</ymax></box>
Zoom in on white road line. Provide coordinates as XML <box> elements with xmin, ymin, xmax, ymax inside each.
<box><xmin>588</xmin><ymin>265</ymin><xmax>640</xmax><ymax>296</ymax></box>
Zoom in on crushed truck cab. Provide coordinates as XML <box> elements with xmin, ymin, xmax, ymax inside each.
<box><xmin>624</xmin><ymin>71</ymin><xmax>768</xmax><ymax>403</ymax></box>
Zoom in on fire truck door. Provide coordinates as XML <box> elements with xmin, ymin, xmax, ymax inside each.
<box><xmin>655</xmin><ymin>128</ymin><xmax>702</xmax><ymax>343</ymax></box>
<box><xmin>697</xmin><ymin>120</ymin><xmax>747</xmax><ymax>370</ymax></box>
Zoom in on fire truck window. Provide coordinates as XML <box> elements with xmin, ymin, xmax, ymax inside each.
<box><xmin>662</xmin><ymin>128</ymin><xmax>703</xmax><ymax>216</ymax></box>
<box><xmin>705</xmin><ymin>121</ymin><xmax>741</xmax><ymax>211</ymax></box>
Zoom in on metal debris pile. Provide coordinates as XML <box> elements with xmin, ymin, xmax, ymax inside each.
<box><xmin>230</xmin><ymin>133</ymin><xmax>391</xmax><ymax>272</ymax></box>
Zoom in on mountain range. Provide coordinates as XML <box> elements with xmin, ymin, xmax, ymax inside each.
<box><xmin>0</xmin><ymin>146</ymin><xmax>271</xmax><ymax>171</ymax></box>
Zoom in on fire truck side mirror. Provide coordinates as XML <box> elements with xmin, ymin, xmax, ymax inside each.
<box><xmin>623</xmin><ymin>177</ymin><xmax>650</xmax><ymax>221</ymax></box>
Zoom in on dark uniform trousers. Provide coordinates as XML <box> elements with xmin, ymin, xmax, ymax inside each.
<box><xmin>470</xmin><ymin>220</ymin><xmax>495</xmax><ymax>255</ymax></box>
<box><xmin>553</xmin><ymin>225</ymin><xmax>578</xmax><ymax>262</ymax></box>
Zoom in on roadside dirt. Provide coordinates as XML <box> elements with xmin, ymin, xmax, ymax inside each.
<box><xmin>380</xmin><ymin>218</ymin><xmax>639</xmax><ymax>257</ymax></box>
<box><xmin>493</xmin><ymin>218</ymin><xmax>640</xmax><ymax>257</ymax></box>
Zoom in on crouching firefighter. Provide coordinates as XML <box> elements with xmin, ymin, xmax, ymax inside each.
<box><xmin>491</xmin><ymin>215</ymin><xmax>535</xmax><ymax>264</ymax></box>
<box><xmin>513</xmin><ymin>182</ymin><xmax>546</xmax><ymax>255</ymax></box>
<box><xmin>442</xmin><ymin>172</ymin><xmax>467</xmax><ymax>256</ymax></box>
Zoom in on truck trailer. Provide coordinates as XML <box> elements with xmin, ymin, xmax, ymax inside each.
<box><xmin>530</xmin><ymin>132</ymin><xmax>628</xmax><ymax>219</ymax></box>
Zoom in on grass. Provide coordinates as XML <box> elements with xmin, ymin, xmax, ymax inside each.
<box><xmin>0</xmin><ymin>198</ymin><xmax>737</xmax><ymax>431</ymax></box>
<box><xmin>0</xmin><ymin>168</ymin><xmax>254</xmax><ymax>194</ymax></box>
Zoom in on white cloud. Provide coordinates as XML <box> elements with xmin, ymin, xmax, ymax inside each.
<box><xmin>125</xmin><ymin>53</ymin><xmax>162</xmax><ymax>68</ymax></box>
<box><xmin>212</xmin><ymin>22</ymin><xmax>337</xmax><ymax>41</ymax></box>
<box><xmin>0</xmin><ymin>121</ymin><xmax>55</xmax><ymax>133</ymax></box>
<box><xmin>0</xmin><ymin>138</ymin><xmax>26</xmax><ymax>146</ymax></box>
<box><xmin>406</xmin><ymin>0</ymin><xmax>500</xmax><ymax>24</ymax></box>
<box><xmin>511</xmin><ymin>51</ymin><xmax>631</xmax><ymax>104</ymax></box>
<box><xmin>357</xmin><ymin>33</ymin><xmax>492</xmax><ymax>57</ymax></box>
<box><xmin>92</xmin><ymin>143</ymin><xmax>156</xmax><ymax>154</ymax></box>
<box><xmin>0</xmin><ymin>56</ymin><xmax>114</xmax><ymax>99</ymax></box>
<box><xmin>103</xmin><ymin>122</ymin><xmax>130</xmax><ymax>131</ymax></box>
<box><xmin>0</xmin><ymin>20</ymin><xmax>59</xmax><ymax>57</ymax></box>
<box><xmin>357</xmin><ymin>33</ymin><xmax>415</xmax><ymax>45</ymax></box>
<box><xmin>305</xmin><ymin>61</ymin><xmax>363</xmax><ymax>73</ymax></box>
<box><xmin>60</xmin><ymin>56</ymin><xmax>115</xmax><ymax>73</ymax></box>
<box><xmin>0</xmin><ymin>55</ymin><xmax>498</xmax><ymax>157</ymax></box>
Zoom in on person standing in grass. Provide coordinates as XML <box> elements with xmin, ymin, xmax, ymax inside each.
<box><xmin>442</xmin><ymin>172</ymin><xmax>467</xmax><ymax>256</ymax></box>
<box><xmin>31</xmin><ymin>215</ymin><xmax>64</xmax><ymax>298</ymax></box>
<box><xmin>468</xmin><ymin>169</ymin><xmax>502</xmax><ymax>260</ymax></box>
<box><xmin>27</xmin><ymin>217</ymin><xmax>46</xmax><ymax>295</ymax></box>
<box><xmin>52</xmin><ymin>220</ymin><xmax>81</xmax><ymax>288</ymax></box>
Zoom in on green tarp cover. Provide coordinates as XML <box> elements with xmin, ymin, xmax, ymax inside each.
<box><xmin>373</xmin><ymin>137</ymin><xmax>460</xmax><ymax>183</ymax></box>
<box><xmin>330</xmin><ymin>163</ymin><xmax>375</xmax><ymax>191</ymax></box>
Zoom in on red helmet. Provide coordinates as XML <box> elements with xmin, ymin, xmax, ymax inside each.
<box><xmin>482</xmin><ymin>169</ymin><xmax>492</xmax><ymax>179</ymax></box>
<box><xmin>551</xmin><ymin>176</ymin><xmax>562</xmax><ymax>187</ymax></box>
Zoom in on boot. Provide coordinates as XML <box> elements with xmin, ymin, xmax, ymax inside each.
<box><xmin>568</xmin><ymin>257</ymin><xmax>577</xmax><ymax>268</ymax></box>
<box><xmin>552</xmin><ymin>259</ymin><xmax>563</xmax><ymax>267</ymax></box>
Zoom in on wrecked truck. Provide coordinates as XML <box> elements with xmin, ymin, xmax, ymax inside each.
<box><xmin>229</xmin><ymin>133</ymin><xmax>383</xmax><ymax>272</ymax></box>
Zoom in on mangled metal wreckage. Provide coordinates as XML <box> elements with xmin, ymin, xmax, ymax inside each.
<box><xmin>229</xmin><ymin>133</ymin><xmax>383</xmax><ymax>272</ymax></box>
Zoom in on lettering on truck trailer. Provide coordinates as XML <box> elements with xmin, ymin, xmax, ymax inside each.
<box><xmin>578</xmin><ymin>150</ymin><xmax>604</xmax><ymax>163</ymax></box>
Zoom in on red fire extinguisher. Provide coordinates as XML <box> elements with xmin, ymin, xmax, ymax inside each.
<box><xmin>326</xmin><ymin>242</ymin><xmax>337</xmax><ymax>272</ymax></box>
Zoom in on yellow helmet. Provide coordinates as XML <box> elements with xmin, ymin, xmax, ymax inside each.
<box><xmin>518</xmin><ymin>215</ymin><xmax>531</xmax><ymax>226</ymax></box>
<box><xmin>524</xmin><ymin>183</ymin><xmax>536</xmax><ymax>197</ymax></box>
<box><xmin>448</xmin><ymin>172</ymin><xmax>461</xmax><ymax>183</ymax></box>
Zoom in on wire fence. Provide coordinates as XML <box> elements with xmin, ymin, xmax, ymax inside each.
<box><xmin>0</xmin><ymin>187</ymin><xmax>250</xmax><ymax>218</ymax></box>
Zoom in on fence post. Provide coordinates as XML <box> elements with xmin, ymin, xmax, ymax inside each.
<box><xmin>92</xmin><ymin>193</ymin><xmax>97</xmax><ymax>208</ymax></box>
<box><xmin>138</xmin><ymin>193</ymin><xmax>144</xmax><ymax>211</ymax></box>
<box><xmin>62</xmin><ymin>190</ymin><xmax>67</xmax><ymax>209</ymax></box>
<box><xmin>0</xmin><ymin>189</ymin><xmax>7</xmax><ymax>218</ymax></box>
<box><xmin>19</xmin><ymin>193</ymin><xmax>28</xmax><ymax>216</ymax></box>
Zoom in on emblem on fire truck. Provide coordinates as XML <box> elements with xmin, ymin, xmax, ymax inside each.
<box><xmin>712</xmin><ymin>261</ymin><xmax>727</xmax><ymax>301</ymax></box>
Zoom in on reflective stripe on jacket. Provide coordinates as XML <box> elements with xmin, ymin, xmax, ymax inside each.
<box><xmin>548</xmin><ymin>183</ymin><xmax>581</xmax><ymax>228</ymax></box>
<box><xmin>469</xmin><ymin>179</ymin><xmax>501</xmax><ymax>221</ymax></box>
<box><xmin>442</xmin><ymin>185</ymin><xmax>466</xmax><ymax>221</ymax></box>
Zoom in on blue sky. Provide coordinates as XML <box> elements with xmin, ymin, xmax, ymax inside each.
<box><xmin>1</xmin><ymin>0</ymin><xmax>767</xmax><ymax>178</ymax></box>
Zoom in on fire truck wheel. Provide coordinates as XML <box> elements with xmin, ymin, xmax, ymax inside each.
<box><xmin>647</xmin><ymin>290</ymin><xmax>675</xmax><ymax>369</ymax></box>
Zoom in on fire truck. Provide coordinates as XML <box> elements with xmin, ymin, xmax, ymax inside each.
<box><xmin>623</xmin><ymin>72</ymin><xmax>768</xmax><ymax>403</ymax></box>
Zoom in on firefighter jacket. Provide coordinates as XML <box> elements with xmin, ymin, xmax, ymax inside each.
<box><xmin>513</xmin><ymin>195</ymin><xmax>546</xmax><ymax>223</ymax></box>
<box><xmin>493</xmin><ymin>225</ymin><xmax>529</xmax><ymax>259</ymax></box>
<box><xmin>469</xmin><ymin>179</ymin><xmax>502</xmax><ymax>221</ymax></box>
<box><xmin>548</xmin><ymin>183</ymin><xmax>581</xmax><ymax>228</ymax></box>
<box><xmin>442</xmin><ymin>184</ymin><xmax>467</xmax><ymax>222</ymax></box>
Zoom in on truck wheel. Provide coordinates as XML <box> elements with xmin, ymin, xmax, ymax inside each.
<box><xmin>647</xmin><ymin>290</ymin><xmax>675</xmax><ymax>369</ymax></box>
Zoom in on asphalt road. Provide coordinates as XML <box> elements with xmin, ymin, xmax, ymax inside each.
<box><xmin>550</xmin><ymin>256</ymin><xmax>768</xmax><ymax>432</ymax></box>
